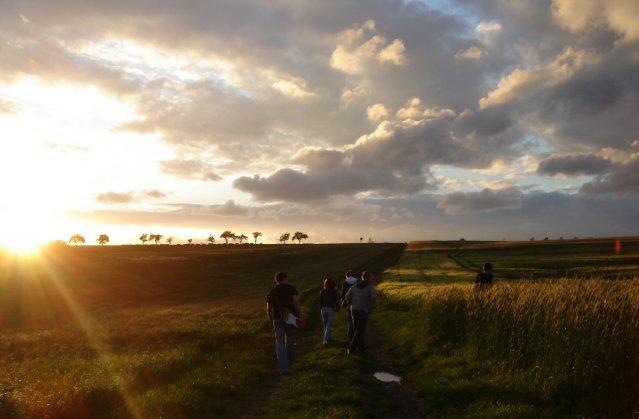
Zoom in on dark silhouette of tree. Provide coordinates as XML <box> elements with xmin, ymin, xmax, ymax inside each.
<box><xmin>207</xmin><ymin>235</ymin><xmax>216</xmax><ymax>244</ymax></box>
<box><xmin>279</xmin><ymin>233</ymin><xmax>290</xmax><ymax>244</ymax></box>
<box><xmin>544</xmin><ymin>237</ymin><xmax>549</xmax><ymax>241</ymax></box>
<box><xmin>139</xmin><ymin>234</ymin><xmax>149</xmax><ymax>245</ymax></box>
<box><xmin>460</xmin><ymin>238</ymin><xmax>465</xmax><ymax>242</ymax></box>
<box><xmin>187</xmin><ymin>238</ymin><xmax>193</xmax><ymax>245</ymax></box>
<box><xmin>97</xmin><ymin>234</ymin><xmax>109</xmax><ymax>246</ymax></box>
<box><xmin>292</xmin><ymin>231</ymin><xmax>308</xmax><ymax>244</ymax></box>
<box><xmin>149</xmin><ymin>234</ymin><xmax>163</xmax><ymax>244</ymax></box>
<box><xmin>238</xmin><ymin>234</ymin><xmax>248</xmax><ymax>244</ymax></box>
<box><xmin>530</xmin><ymin>237</ymin><xmax>535</xmax><ymax>241</ymax></box>
<box><xmin>69</xmin><ymin>234</ymin><xmax>85</xmax><ymax>245</ymax></box>
<box><xmin>166</xmin><ymin>237</ymin><xmax>174</xmax><ymax>244</ymax></box>
<box><xmin>253</xmin><ymin>231</ymin><xmax>262</xmax><ymax>244</ymax></box>
<box><xmin>220</xmin><ymin>230</ymin><xmax>233</xmax><ymax>245</ymax></box>
<box><xmin>360</xmin><ymin>237</ymin><xmax>363</xmax><ymax>243</ymax></box>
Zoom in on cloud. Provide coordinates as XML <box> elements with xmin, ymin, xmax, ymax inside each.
<box><xmin>234</xmin><ymin>95</ymin><xmax>522</xmax><ymax>202</ymax></box>
<box><xmin>0</xmin><ymin>98</ymin><xmax>19</xmax><ymax>114</ymax></box>
<box><xmin>552</xmin><ymin>0</ymin><xmax>639</xmax><ymax>42</ymax></box>
<box><xmin>329</xmin><ymin>20</ymin><xmax>407</xmax><ymax>74</ymax></box>
<box><xmin>172</xmin><ymin>199</ymin><xmax>249</xmax><ymax>217</ymax></box>
<box><xmin>479</xmin><ymin>47</ymin><xmax>597</xmax><ymax>109</ymax></box>
<box><xmin>454</xmin><ymin>46</ymin><xmax>484</xmax><ymax>60</ymax></box>
<box><xmin>436</xmin><ymin>187</ymin><xmax>523</xmax><ymax>215</ymax></box>
<box><xmin>141</xmin><ymin>189</ymin><xmax>166</xmax><ymax>199</ymax></box>
<box><xmin>366</xmin><ymin>103</ymin><xmax>389</xmax><ymax>122</ymax></box>
<box><xmin>97</xmin><ymin>190</ymin><xmax>167</xmax><ymax>204</ymax></box>
<box><xmin>537</xmin><ymin>153</ymin><xmax>613</xmax><ymax>176</ymax></box>
<box><xmin>159</xmin><ymin>159</ymin><xmax>222</xmax><ymax>181</ymax></box>
<box><xmin>580</xmin><ymin>158</ymin><xmax>639</xmax><ymax>195</ymax></box>
<box><xmin>272</xmin><ymin>78</ymin><xmax>315</xmax><ymax>99</ymax></box>
<box><xmin>97</xmin><ymin>192</ymin><xmax>134</xmax><ymax>204</ymax></box>
<box><xmin>42</xmin><ymin>141</ymin><xmax>89</xmax><ymax>153</ymax></box>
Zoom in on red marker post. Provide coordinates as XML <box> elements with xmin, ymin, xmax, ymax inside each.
<box><xmin>614</xmin><ymin>239</ymin><xmax>622</xmax><ymax>254</ymax></box>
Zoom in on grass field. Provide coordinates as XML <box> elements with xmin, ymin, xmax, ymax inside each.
<box><xmin>0</xmin><ymin>243</ymin><xmax>400</xmax><ymax>417</ymax></box>
<box><xmin>2</xmin><ymin>238</ymin><xmax>638</xmax><ymax>418</ymax></box>
<box><xmin>374</xmin><ymin>237</ymin><xmax>639</xmax><ymax>418</ymax></box>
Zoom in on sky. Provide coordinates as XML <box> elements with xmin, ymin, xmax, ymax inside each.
<box><xmin>0</xmin><ymin>0</ymin><xmax>638</xmax><ymax>246</ymax></box>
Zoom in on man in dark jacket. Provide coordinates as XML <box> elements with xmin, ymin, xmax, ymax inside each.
<box><xmin>475</xmin><ymin>262</ymin><xmax>494</xmax><ymax>288</ymax></box>
<box><xmin>267</xmin><ymin>272</ymin><xmax>303</xmax><ymax>373</ymax></box>
<box><xmin>341</xmin><ymin>270</ymin><xmax>358</xmax><ymax>343</ymax></box>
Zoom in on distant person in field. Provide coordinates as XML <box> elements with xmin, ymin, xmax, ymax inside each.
<box><xmin>341</xmin><ymin>270</ymin><xmax>359</xmax><ymax>343</ymax></box>
<box><xmin>267</xmin><ymin>272</ymin><xmax>303</xmax><ymax>374</ymax></box>
<box><xmin>345</xmin><ymin>271</ymin><xmax>377</xmax><ymax>354</ymax></box>
<box><xmin>475</xmin><ymin>262</ymin><xmax>494</xmax><ymax>288</ymax></box>
<box><xmin>318</xmin><ymin>277</ymin><xmax>340</xmax><ymax>346</ymax></box>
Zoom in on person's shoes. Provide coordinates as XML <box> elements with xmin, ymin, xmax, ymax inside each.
<box><xmin>347</xmin><ymin>349</ymin><xmax>355</xmax><ymax>355</ymax></box>
<box><xmin>323</xmin><ymin>342</ymin><xmax>328</xmax><ymax>347</ymax></box>
<box><xmin>280</xmin><ymin>371</ymin><xmax>291</xmax><ymax>375</ymax></box>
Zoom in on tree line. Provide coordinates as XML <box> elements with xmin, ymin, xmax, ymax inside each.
<box><xmin>65</xmin><ymin>231</ymin><xmax>310</xmax><ymax>246</ymax></box>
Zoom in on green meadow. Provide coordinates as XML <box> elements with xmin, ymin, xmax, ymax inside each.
<box><xmin>1</xmin><ymin>238</ymin><xmax>638</xmax><ymax>418</ymax></box>
<box><xmin>0</xmin><ymin>244</ymin><xmax>400</xmax><ymax>417</ymax></box>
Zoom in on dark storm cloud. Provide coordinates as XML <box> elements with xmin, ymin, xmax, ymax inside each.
<box><xmin>436</xmin><ymin>187</ymin><xmax>522</xmax><ymax>215</ymax></box>
<box><xmin>537</xmin><ymin>153</ymin><xmax>613</xmax><ymax>176</ymax></box>
<box><xmin>580</xmin><ymin>158</ymin><xmax>639</xmax><ymax>195</ymax></box>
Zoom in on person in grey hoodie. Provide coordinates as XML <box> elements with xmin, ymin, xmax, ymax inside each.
<box><xmin>345</xmin><ymin>271</ymin><xmax>376</xmax><ymax>354</ymax></box>
<box><xmin>341</xmin><ymin>270</ymin><xmax>359</xmax><ymax>343</ymax></box>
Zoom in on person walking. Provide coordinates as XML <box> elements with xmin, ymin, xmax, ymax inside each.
<box><xmin>341</xmin><ymin>270</ymin><xmax>358</xmax><ymax>343</ymax></box>
<box><xmin>266</xmin><ymin>272</ymin><xmax>303</xmax><ymax>374</ymax></box>
<box><xmin>475</xmin><ymin>262</ymin><xmax>494</xmax><ymax>289</ymax></box>
<box><xmin>318</xmin><ymin>277</ymin><xmax>340</xmax><ymax>346</ymax></box>
<box><xmin>345</xmin><ymin>271</ymin><xmax>376</xmax><ymax>354</ymax></box>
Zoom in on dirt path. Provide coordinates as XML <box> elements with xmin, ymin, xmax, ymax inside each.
<box><xmin>241</xmin><ymin>245</ymin><xmax>405</xmax><ymax>418</ymax></box>
<box><xmin>361</xmin><ymin>322</ymin><xmax>427</xmax><ymax>418</ymax></box>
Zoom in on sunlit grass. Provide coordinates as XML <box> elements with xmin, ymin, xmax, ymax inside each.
<box><xmin>374</xmin><ymin>238</ymin><xmax>639</xmax><ymax>417</ymax></box>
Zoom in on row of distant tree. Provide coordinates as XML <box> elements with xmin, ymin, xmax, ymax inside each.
<box><xmin>66</xmin><ymin>231</ymin><xmax>309</xmax><ymax>246</ymax></box>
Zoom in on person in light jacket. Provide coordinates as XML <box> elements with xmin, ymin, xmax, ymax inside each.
<box><xmin>345</xmin><ymin>271</ymin><xmax>376</xmax><ymax>354</ymax></box>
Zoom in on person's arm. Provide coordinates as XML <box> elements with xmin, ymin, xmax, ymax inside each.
<box><xmin>318</xmin><ymin>291</ymin><xmax>323</xmax><ymax>308</ymax></box>
<box><xmin>293</xmin><ymin>294</ymin><xmax>303</xmax><ymax>322</ymax></box>
<box><xmin>345</xmin><ymin>287</ymin><xmax>353</xmax><ymax>304</ymax></box>
<box><xmin>266</xmin><ymin>302</ymin><xmax>273</xmax><ymax>322</ymax></box>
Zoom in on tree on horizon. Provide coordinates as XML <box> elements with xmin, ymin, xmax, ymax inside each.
<box><xmin>207</xmin><ymin>235</ymin><xmax>216</xmax><ymax>244</ymax></box>
<box><xmin>238</xmin><ymin>234</ymin><xmax>248</xmax><ymax>244</ymax></box>
<box><xmin>220</xmin><ymin>230</ymin><xmax>233</xmax><ymax>245</ymax></box>
<box><xmin>139</xmin><ymin>234</ymin><xmax>149</xmax><ymax>245</ymax></box>
<box><xmin>149</xmin><ymin>234</ymin><xmax>163</xmax><ymax>244</ymax></box>
<box><xmin>292</xmin><ymin>231</ymin><xmax>308</xmax><ymax>244</ymax></box>
<box><xmin>97</xmin><ymin>234</ymin><xmax>109</xmax><ymax>246</ymax></box>
<box><xmin>253</xmin><ymin>231</ymin><xmax>262</xmax><ymax>244</ymax></box>
<box><xmin>166</xmin><ymin>237</ymin><xmax>174</xmax><ymax>244</ymax></box>
<box><xmin>279</xmin><ymin>232</ymin><xmax>290</xmax><ymax>244</ymax></box>
<box><xmin>187</xmin><ymin>238</ymin><xmax>193</xmax><ymax>244</ymax></box>
<box><xmin>69</xmin><ymin>234</ymin><xmax>85</xmax><ymax>245</ymax></box>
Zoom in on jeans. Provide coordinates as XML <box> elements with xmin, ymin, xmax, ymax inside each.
<box><xmin>346</xmin><ymin>306</ymin><xmax>354</xmax><ymax>343</ymax></box>
<box><xmin>349</xmin><ymin>309</ymin><xmax>368</xmax><ymax>350</ymax></box>
<box><xmin>321</xmin><ymin>307</ymin><xmax>336</xmax><ymax>344</ymax></box>
<box><xmin>273</xmin><ymin>320</ymin><xmax>296</xmax><ymax>373</ymax></box>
